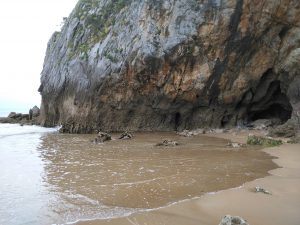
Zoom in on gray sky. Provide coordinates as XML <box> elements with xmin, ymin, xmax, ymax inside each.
<box><xmin>0</xmin><ymin>0</ymin><xmax>78</xmax><ymax>110</ymax></box>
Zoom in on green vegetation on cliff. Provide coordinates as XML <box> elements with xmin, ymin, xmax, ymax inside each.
<box><xmin>67</xmin><ymin>0</ymin><xmax>132</xmax><ymax>60</ymax></box>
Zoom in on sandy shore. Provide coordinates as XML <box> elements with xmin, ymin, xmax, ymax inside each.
<box><xmin>77</xmin><ymin>130</ymin><xmax>300</xmax><ymax>225</ymax></box>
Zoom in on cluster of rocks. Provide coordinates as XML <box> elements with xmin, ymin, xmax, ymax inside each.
<box><xmin>0</xmin><ymin>106</ymin><xmax>40</xmax><ymax>126</ymax></box>
<box><xmin>92</xmin><ymin>131</ymin><xmax>133</xmax><ymax>144</ymax></box>
<box><xmin>247</xmin><ymin>119</ymin><xmax>300</xmax><ymax>143</ymax></box>
<box><xmin>176</xmin><ymin>117</ymin><xmax>300</xmax><ymax>147</ymax></box>
<box><xmin>91</xmin><ymin>131</ymin><xmax>180</xmax><ymax>147</ymax></box>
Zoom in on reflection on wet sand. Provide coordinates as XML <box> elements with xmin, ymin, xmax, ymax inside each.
<box><xmin>37</xmin><ymin>132</ymin><xmax>276</xmax><ymax>223</ymax></box>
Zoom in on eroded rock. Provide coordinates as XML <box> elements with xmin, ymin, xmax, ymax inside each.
<box><xmin>249</xmin><ymin>119</ymin><xmax>273</xmax><ymax>130</ymax></box>
<box><xmin>268</xmin><ymin>122</ymin><xmax>296</xmax><ymax>138</ymax></box>
<box><xmin>156</xmin><ymin>140</ymin><xmax>179</xmax><ymax>147</ymax></box>
<box><xmin>95</xmin><ymin>132</ymin><xmax>112</xmax><ymax>143</ymax></box>
<box><xmin>254</xmin><ymin>186</ymin><xmax>271</xmax><ymax>195</ymax></box>
<box><xmin>119</xmin><ymin>131</ymin><xmax>133</xmax><ymax>140</ymax></box>
<box><xmin>227</xmin><ymin>142</ymin><xmax>245</xmax><ymax>148</ymax></box>
<box><xmin>287</xmin><ymin>136</ymin><xmax>300</xmax><ymax>144</ymax></box>
<box><xmin>219</xmin><ymin>215</ymin><xmax>249</xmax><ymax>225</ymax></box>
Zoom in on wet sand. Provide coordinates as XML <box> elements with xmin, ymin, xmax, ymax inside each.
<box><xmin>77</xmin><ymin>130</ymin><xmax>300</xmax><ymax>225</ymax></box>
<box><xmin>0</xmin><ymin>126</ymin><xmax>278</xmax><ymax>225</ymax></box>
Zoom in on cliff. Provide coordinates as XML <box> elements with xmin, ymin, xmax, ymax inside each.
<box><xmin>39</xmin><ymin>0</ymin><xmax>300</xmax><ymax>133</ymax></box>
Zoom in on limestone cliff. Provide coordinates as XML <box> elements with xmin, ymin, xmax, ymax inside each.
<box><xmin>39</xmin><ymin>0</ymin><xmax>300</xmax><ymax>133</ymax></box>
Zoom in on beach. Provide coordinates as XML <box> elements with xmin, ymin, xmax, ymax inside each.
<box><xmin>0</xmin><ymin>125</ymin><xmax>280</xmax><ymax>225</ymax></box>
<box><xmin>76</xmin><ymin>130</ymin><xmax>300</xmax><ymax>225</ymax></box>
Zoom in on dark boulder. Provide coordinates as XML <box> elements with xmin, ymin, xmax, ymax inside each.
<box><xmin>119</xmin><ymin>131</ymin><xmax>133</xmax><ymax>140</ymax></box>
<box><xmin>95</xmin><ymin>132</ymin><xmax>112</xmax><ymax>143</ymax></box>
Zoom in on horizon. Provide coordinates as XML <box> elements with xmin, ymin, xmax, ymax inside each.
<box><xmin>0</xmin><ymin>0</ymin><xmax>78</xmax><ymax>113</ymax></box>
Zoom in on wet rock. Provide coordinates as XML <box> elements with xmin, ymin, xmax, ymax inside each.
<box><xmin>227</xmin><ymin>142</ymin><xmax>245</xmax><ymax>148</ymax></box>
<box><xmin>119</xmin><ymin>131</ymin><xmax>133</xmax><ymax>140</ymax></box>
<box><xmin>255</xmin><ymin>186</ymin><xmax>271</xmax><ymax>195</ymax></box>
<box><xmin>247</xmin><ymin>135</ymin><xmax>282</xmax><ymax>147</ymax></box>
<box><xmin>156</xmin><ymin>140</ymin><xmax>179</xmax><ymax>147</ymax></box>
<box><xmin>95</xmin><ymin>132</ymin><xmax>112</xmax><ymax>143</ymax></box>
<box><xmin>177</xmin><ymin>129</ymin><xmax>205</xmax><ymax>137</ymax></box>
<box><xmin>219</xmin><ymin>215</ymin><xmax>249</xmax><ymax>225</ymax></box>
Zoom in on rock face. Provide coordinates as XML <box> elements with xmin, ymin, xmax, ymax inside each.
<box><xmin>39</xmin><ymin>0</ymin><xmax>300</xmax><ymax>133</ymax></box>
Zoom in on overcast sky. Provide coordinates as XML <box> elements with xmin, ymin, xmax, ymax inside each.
<box><xmin>0</xmin><ymin>0</ymin><xmax>78</xmax><ymax>111</ymax></box>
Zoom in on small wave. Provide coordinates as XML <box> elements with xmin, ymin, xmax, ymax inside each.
<box><xmin>0</xmin><ymin>124</ymin><xmax>58</xmax><ymax>139</ymax></box>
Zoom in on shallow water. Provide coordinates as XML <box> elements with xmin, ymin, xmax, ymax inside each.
<box><xmin>0</xmin><ymin>124</ymin><xmax>276</xmax><ymax>225</ymax></box>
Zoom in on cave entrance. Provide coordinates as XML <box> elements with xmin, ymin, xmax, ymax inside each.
<box><xmin>244</xmin><ymin>70</ymin><xmax>292</xmax><ymax>124</ymax></box>
<box><xmin>248</xmin><ymin>103</ymin><xmax>292</xmax><ymax>123</ymax></box>
<box><xmin>174</xmin><ymin>112</ymin><xmax>181</xmax><ymax>130</ymax></box>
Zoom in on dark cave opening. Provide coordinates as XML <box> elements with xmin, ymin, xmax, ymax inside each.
<box><xmin>235</xmin><ymin>69</ymin><xmax>293</xmax><ymax>126</ymax></box>
<box><xmin>245</xmin><ymin>73</ymin><xmax>293</xmax><ymax>124</ymax></box>
<box><xmin>248</xmin><ymin>103</ymin><xmax>292</xmax><ymax>123</ymax></box>
<box><xmin>174</xmin><ymin>112</ymin><xmax>181</xmax><ymax>130</ymax></box>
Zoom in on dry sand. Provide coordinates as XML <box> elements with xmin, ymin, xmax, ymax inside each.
<box><xmin>77</xmin><ymin>130</ymin><xmax>300</xmax><ymax>225</ymax></box>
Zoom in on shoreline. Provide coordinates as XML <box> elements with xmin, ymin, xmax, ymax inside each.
<box><xmin>76</xmin><ymin>130</ymin><xmax>300</xmax><ymax>225</ymax></box>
